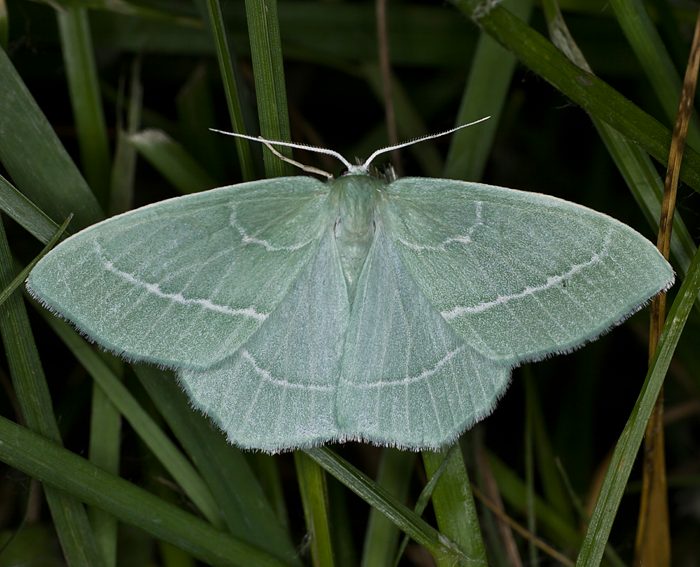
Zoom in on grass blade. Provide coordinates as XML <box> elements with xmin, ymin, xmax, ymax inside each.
<box><xmin>306</xmin><ymin>447</ymin><xmax>474</xmax><ymax>565</ymax></box>
<box><xmin>128</xmin><ymin>129</ymin><xmax>218</xmax><ymax>193</ymax></box>
<box><xmin>134</xmin><ymin>366</ymin><xmax>301</xmax><ymax>565</ymax></box>
<box><xmin>200</xmin><ymin>0</ymin><xmax>256</xmax><ymax>180</ymax></box>
<box><xmin>245</xmin><ymin>0</ymin><xmax>292</xmax><ymax>176</ymax></box>
<box><xmin>0</xmin><ymin>47</ymin><xmax>102</xmax><ymax>228</ymax></box>
<box><xmin>361</xmin><ymin>449</ymin><xmax>415</xmax><ymax>567</ymax></box>
<box><xmin>449</xmin><ymin>0</ymin><xmax>700</xmax><ymax>194</ymax></box>
<box><xmin>576</xmin><ymin>246</ymin><xmax>700</xmax><ymax>565</ymax></box>
<box><xmin>56</xmin><ymin>6</ymin><xmax>111</xmax><ymax>205</ymax></box>
<box><xmin>0</xmin><ymin>214</ymin><xmax>71</xmax><ymax>308</ymax></box>
<box><xmin>422</xmin><ymin>448</ymin><xmax>487</xmax><ymax>566</ymax></box>
<box><xmin>294</xmin><ymin>452</ymin><xmax>336</xmax><ymax>567</ymax></box>
<box><xmin>0</xmin><ymin>220</ymin><xmax>104</xmax><ymax>566</ymax></box>
<box><xmin>0</xmin><ymin>415</ymin><xmax>292</xmax><ymax>567</ymax></box>
<box><xmin>444</xmin><ymin>0</ymin><xmax>533</xmax><ymax>181</ymax></box>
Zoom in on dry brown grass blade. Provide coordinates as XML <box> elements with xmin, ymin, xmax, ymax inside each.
<box><xmin>470</xmin><ymin>483</ymin><xmax>573</xmax><ymax>567</ymax></box>
<box><xmin>635</xmin><ymin>10</ymin><xmax>700</xmax><ymax>567</ymax></box>
<box><xmin>375</xmin><ymin>0</ymin><xmax>402</xmax><ymax>174</ymax></box>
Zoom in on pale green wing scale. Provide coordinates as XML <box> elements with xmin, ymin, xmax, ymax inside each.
<box><xmin>27</xmin><ymin>177</ymin><xmax>330</xmax><ymax>369</ymax></box>
<box><xmin>380</xmin><ymin>178</ymin><xmax>675</xmax><ymax>365</ymax></box>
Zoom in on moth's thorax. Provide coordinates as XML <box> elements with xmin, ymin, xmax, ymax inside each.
<box><xmin>330</xmin><ymin>173</ymin><xmax>386</xmax><ymax>299</ymax></box>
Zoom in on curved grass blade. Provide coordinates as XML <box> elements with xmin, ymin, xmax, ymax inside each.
<box><xmin>0</xmin><ymin>47</ymin><xmax>102</xmax><ymax>228</ymax></box>
<box><xmin>38</xmin><ymin>313</ymin><xmax>224</xmax><ymax>529</ymax></box>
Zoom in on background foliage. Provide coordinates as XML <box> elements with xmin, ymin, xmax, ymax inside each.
<box><xmin>1</xmin><ymin>0</ymin><xmax>699</xmax><ymax>565</ymax></box>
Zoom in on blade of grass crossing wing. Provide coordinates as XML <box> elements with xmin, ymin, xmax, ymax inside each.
<box><xmin>444</xmin><ymin>0</ymin><xmax>533</xmax><ymax>181</ymax></box>
<box><xmin>0</xmin><ymin>220</ymin><xmax>104</xmax><ymax>566</ymax></box>
<box><xmin>422</xmin><ymin>448</ymin><xmax>487</xmax><ymax>566</ymax></box>
<box><xmin>56</xmin><ymin>7</ymin><xmax>111</xmax><ymax>207</ymax></box>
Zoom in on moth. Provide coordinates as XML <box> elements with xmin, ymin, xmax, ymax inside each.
<box><xmin>27</xmin><ymin>123</ymin><xmax>674</xmax><ymax>452</ymax></box>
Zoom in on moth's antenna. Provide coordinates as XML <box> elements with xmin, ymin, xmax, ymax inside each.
<box><xmin>360</xmin><ymin>116</ymin><xmax>491</xmax><ymax>170</ymax></box>
<box><xmin>210</xmin><ymin>129</ymin><xmax>354</xmax><ymax>172</ymax></box>
<box><xmin>260</xmin><ymin>140</ymin><xmax>334</xmax><ymax>179</ymax></box>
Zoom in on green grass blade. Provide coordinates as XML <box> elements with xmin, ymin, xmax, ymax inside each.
<box><xmin>361</xmin><ymin>449</ymin><xmax>415</xmax><ymax>567</ymax></box>
<box><xmin>128</xmin><ymin>129</ymin><xmax>218</xmax><ymax>193</ymax></box>
<box><xmin>294</xmin><ymin>452</ymin><xmax>336</xmax><ymax>567</ymax></box>
<box><xmin>541</xmin><ymin>0</ymin><xmax>699</xmax><ymax>309</ymax></box>
<box><xmin>306</xmin><ymin>447</ymin><xmax>473</xmax><ymax>565</ymax></box>
<box><xmin>56</xmin><ymin>6</ymin><xmax>112</xmax><ymax>205</ymax></box>
<box><xmin>449</xmin><ymin>0</ymin><xmax>700</xmax><ymax>194</ymax></box>
<box><xmin>576</xmin><ymin>248</ymin><xmax>700</xmax><ymax>565</ymax></box>
<box><xmin>109</xmin><ymin>57</ymin><xmax>142</xmax><ymax>216</ymax></box>
<box><xmin>245</xmin><ymin>0</ymin><xmax>292</xmax><ymax>176</ymax></box>
<box><xmin>38</xmin><ymin>314</ymin><xmax>223</xmax><ymax>529</ymax></box>
<box><xmin>88</xmin><ymin>366</ymin><xmax>121</xmax><ymax>567</ymax></box>
<box><xmin>176</xmin><ymin>65</ymin><xmax>228</xmax><ymax>183</ymax></box>
<box><xmin>0</xmin><ymin>415</ymin><xmax>292</xmax><ymax>567</ymax></box>
<box><xmin>609</xmin><ymin>0</ymin><xmax>700</xmax><ymax>150</ymax></box>
<box><xmin>0</xmin><ymin>220</ymin><xmax>104</xmax><ymax>567</ymax></box>
<box><xmin>0</xmin><ymin>46</ymin><xmax>102</xmax><ymax>228</ymax></box>
<box><xmin>134</xmin><ymin>366</ymin><xmax>301</xmax><ymax>565</ymax></box>
<box><xmin>0</xmin><ymin>214</ymin><xmax>71</xmax><ymax>308</ymax></box>
<box><xmin>393</xmin><ymin>446</ymin><xmax>456</xmax><ymax>567</ymax></box>
<box><xmin>0</xmin><ymin>0</ymin><xmax>7</xmax><ymax>50</ymax></box>
<box><xmin>200</xmin><ymin>0</ymin><xmax>256</xmax><ymax>180</ymax></box>
<box><xmin>444</xmin><ymin>0</ymin><xmax>533</xmax><ymax>181</ymax></box>
<box><xmin>422</xmin><ymin>448</ymin><xmax>487</xmax><ymax>566</ymax></box>
<box><xmin>0</xmin><ymin>174</ymin><xmax>61</xmax><ymax>244</ymax></box>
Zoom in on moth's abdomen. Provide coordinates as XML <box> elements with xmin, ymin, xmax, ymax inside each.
<box><xmin>330</xmin><ymin>174</ymin><xmax>385</xmax><ymax>300</ymax></box>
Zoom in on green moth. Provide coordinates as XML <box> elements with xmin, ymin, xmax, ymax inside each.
<box><xmin>27</xmin><ymin>125</ymin><xmax>674</xmax><ymax>452</ymax></box>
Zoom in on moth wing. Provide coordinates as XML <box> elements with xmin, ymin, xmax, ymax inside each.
<box><xmin>337</xmin><ymin>228</ymin><xmax>511</xmax><ymax>449</ymax></box>
<box><xmin>179</xmin><ymin>230</ymin><xmax>349</xmax><ymax>451</ymax></box>
<box><xmin>380</xmin><ymin>178</ymin><xmax>674</xmax><ymax>365</ymax></box>
<box><xmin>28</xmin><ymin>177</ymin><xmax>330</xmax><ymax>370</ymax></box>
